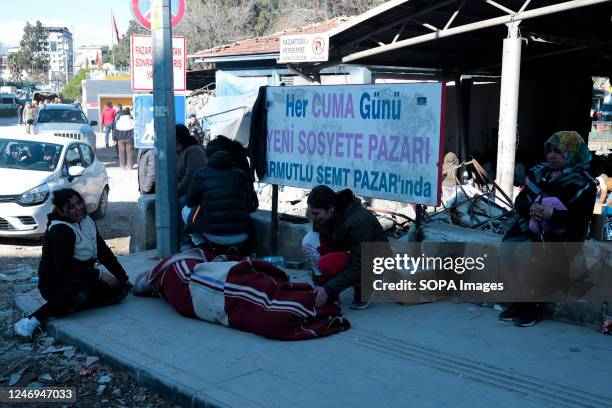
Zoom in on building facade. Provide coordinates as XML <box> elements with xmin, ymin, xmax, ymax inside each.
<box><xmin>45</xmin><ymin>27</ymin><xmax>74</xmax><ymax>84</ymax></box>
<box><xmin>74</xmin><ymin>45</ymin><xmax>109</xmax><ymax>72</ymax></box>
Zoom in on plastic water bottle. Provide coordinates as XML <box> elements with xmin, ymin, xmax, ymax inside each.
<box><xmin>262</xmin><ymin>256</ymin><xmax>285</xmax><ymax>267</ymax></box>
<box><xmin>605</xmin><ymin>206</ymin><xmax>612</xmax><ymax>241</ymax></box>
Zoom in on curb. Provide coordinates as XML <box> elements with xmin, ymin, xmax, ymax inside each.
<box><xmin>14</xmin><ymin>292</ymin><xmax>250</xmax><ymax>408</ymax></box>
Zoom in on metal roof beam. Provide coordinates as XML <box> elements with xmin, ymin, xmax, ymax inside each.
<box><xmin>333</xmin><ymin>0</ymin><xmax>461</xmax><ymax>54</ymax></box>
<box><xmin>443</xmin><ymin>1</ymin><xmax>466</xmax><ymax>30</ymax></box>
<box><xmin>343</xmin><ymin>0</ymin><xmax>612</xmax><ymax>63</ymax></box>
<box><xmin>485</xmin><ymin>0</ymin><xmax>515</xmax><ymax>15</ymax></box>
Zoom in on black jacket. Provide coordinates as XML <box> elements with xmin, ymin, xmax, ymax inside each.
<box><xmin>177</xmin><ymin>144</ymin><xmax>206</xmax><ymax>196</ymax></box>
<box><xmin>249</xmin><ymin>86</ymin><xmax>267</xmax><ymax>179</ymax></box>
<box><xmin>185</xmin><ymin>151</ymin><xmax>256</xmax><ymax>235</ymax></box>
<box><xmin>314</xmin><ymin>190</ymin><xmax>388</xmax><ymax>294</ymax></box>
<box><xmin>138</xmin><ymin>148</ymin><xmax>156</xmax><ymax>194</ymax></box>
<box><xmin>38</xmin><ymin>213</ymin><xmax>128</xmax><ymax>295</ymax></box>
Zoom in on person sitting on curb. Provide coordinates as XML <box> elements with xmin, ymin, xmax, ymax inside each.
<box><xmin>302</xmin><ymin>185</ymin><xmax>388</xmax><ymax>310</ymax></box>
<box><xmin>14</xmin><ymin>189</ymin><xmax>131</xmax><ymax>340</ymax></box>
<box><xmin>499</xmin><ymin>131</ymin><xmax>597</xmax><ymax>327</ymax></box>
<box><xmin>183</xmin><ymin>143</ymin><xmax>257</xmax><ymax>256</ymax></box>
<box><xmin>137</xmin><ymin>148</ymin><xmax>156</xmax><ymax>195</ymax></box>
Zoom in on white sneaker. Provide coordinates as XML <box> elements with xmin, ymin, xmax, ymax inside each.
<box><xmin>14</xmin><ymin>317</ymin><xmax>40</xmax><ymax>340</ymax></box>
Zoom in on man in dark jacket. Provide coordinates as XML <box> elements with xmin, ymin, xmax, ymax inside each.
<box><xmin>113</xmin><ymin>107</ymin><xmax>135</xmax><ymax>169</ymax></box>
<box><xmin>303</xmin><ymin>186</ymin><xmax>388</xmax><ymax>309</ymax></box>
<box><xmin>137</xmin><ymin>148</ymin><xmax>155</xmax><ymax>195</ymax></box>
<box><xmin>188</xmin><ymin>114</ymin><xmax>208</xmax><ymax>146</ymax></box>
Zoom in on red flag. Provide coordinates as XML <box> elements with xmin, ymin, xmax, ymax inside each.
<box><xmin>112</xmin><ymin>12</ymin><xmax>120</xmax><ymax>43</ymax></box>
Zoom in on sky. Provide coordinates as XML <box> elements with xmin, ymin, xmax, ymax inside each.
<box><xmin>0</xmin><ymin>0</ymin><xmax>134</xmax><ymax>48</ymax></box>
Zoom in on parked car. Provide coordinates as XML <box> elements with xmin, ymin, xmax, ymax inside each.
<box><xmin>33</xmin><ymin>103</ymin><xmax>98</xmax><ymax>149</ymax></box>
<box><xmin>0</xmin><ymin>129</ymin><xmax>109</xmax><ymax>238</ymax></box>
<box><xmin>0</xmin><ymin>93</ymin><xmax>19</xmax><ymax>115</ymax></box>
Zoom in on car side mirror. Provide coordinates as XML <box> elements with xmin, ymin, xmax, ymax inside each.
<box><xmin>90</xmin><ymin>120</ymin><xmax>98</xmax><ymax>126</ymax></box>
<box><xmin>27</xmin><ymin>119</ymin><xmax>34</xmax><ymax>125</ymax></box>
<box><xmin>68</xmin><ymin>166</ymin><xmax>85</xmax><ymax>182</ymax></box>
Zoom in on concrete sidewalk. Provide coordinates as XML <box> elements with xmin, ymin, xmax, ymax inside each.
<box><xmin>16</xmin><ymin>250</ymin><xmax>612</xmax><ymax>408</ymax></box>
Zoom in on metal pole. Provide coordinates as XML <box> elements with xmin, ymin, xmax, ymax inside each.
<box><xmin>415</xmin><ymin>204</ymin><xmax>424</xmax><ymax>242</ymax></box>
<box><xmin>271</xmin><ymin>185</ymin><xmax>279</xmax><ymax>256</ymax></box>
<box><xmin>110</xmin><ymin>11</ymin><xmax>115</xmax><ymax>69</ymax></box>
<box><xmin>495</xmin><ymin>22</ymin><xmax>522</xmax><ymax>206</ymax></box>
<box><xmin>152</xmin><ymin>0</ymin><xmax>178</xmax><ymax>257</ymax></box>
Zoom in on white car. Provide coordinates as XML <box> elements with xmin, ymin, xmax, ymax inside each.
<box><xmin>0</xmin><ymin>129</ymin><xmax>109</xmax><ymax>238</ymax></box>
<box><xmin>34</xmin><ymin>103</ymin><xmax>98</xmax><ymax>148</ymax></box>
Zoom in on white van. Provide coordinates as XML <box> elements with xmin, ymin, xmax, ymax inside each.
<box><xmin>0</xmin><ymin>93</ymin><xmax>19</xmax><ymax>114</ymax></box>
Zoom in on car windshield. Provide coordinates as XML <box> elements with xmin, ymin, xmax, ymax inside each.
<box><xmin>0</xmin><ymin>139</ymin><xmax>62</xmax><ymax>172</ymax></box>
<box><xmin>37</xmin><ymin>108</ymin><xmax>88</xmax><ymax>124</ymax></box>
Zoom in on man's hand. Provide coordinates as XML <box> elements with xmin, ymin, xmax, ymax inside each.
<box><xmin>314</xmin><ymin>286</ymin><xmax>329</xmax><ymax>308</ymax></box>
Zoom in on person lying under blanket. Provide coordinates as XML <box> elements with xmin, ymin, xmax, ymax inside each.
<box><xmin>132</xmin><ymin>249</ymin><xmax>350</xmax><ymax>340</ymax></box>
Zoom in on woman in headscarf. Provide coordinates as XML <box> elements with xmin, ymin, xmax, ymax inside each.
<box><xmin>500</xmin><ymin>131</ymin><xmax>597</xmax><ymax>326</ymax></box>
<box><xmin>504</xmin><ymin>131</ymin><xmax>596</xmax><ymax>243</ymax></box>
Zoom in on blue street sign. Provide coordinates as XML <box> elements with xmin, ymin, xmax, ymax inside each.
<box><xmin>134</xmin><ymin>94</ymin><xmax>185</xmax><ymax>148</ymax></box>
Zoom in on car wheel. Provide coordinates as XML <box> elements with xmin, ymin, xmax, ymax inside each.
<box><xmin>92</xmin><ymin>186</ymin><xmax>109</xmax><ymax>219</ymax></box>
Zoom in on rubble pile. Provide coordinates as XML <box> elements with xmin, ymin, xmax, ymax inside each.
<box><xmin>427</xmin><ymin>159</ymin><xmax>517</xmax><ymax>235</ymax></box>
<box><xmin>187</xmin><ymin>92</ymin><xmax>211</xmax><ymax>116</ymax></box>
<box><xmin>0</xmin><ymin>275</ymin><xmax>180</xmax><ymax>408</ymax></box>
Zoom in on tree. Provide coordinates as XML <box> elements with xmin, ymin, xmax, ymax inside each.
<box><xmin>6</xmin><ymin>52</ymin><xmax>27</xmax><ymax>81</ymax></box>
<box><xmin>176</xmin><ymin>0</ymin><xmax>254</xmax><ymax>55</ymax></box>
<box><xmin>19</xmin><ymin>21</ymin><xmax>49</xmax><ymax>80</ymax></box>
<box><xmin>271</xmin><ymin>0</ymin><xmax>385</xmax><ymax>32</ymax></box>
<box><xmin>248</xmin><ymin>0</ymin><xmax>281</xmax><ymax>36</ymax></box>
<box><xmin>61</xmin><ymin>68</ymin><xmax>92</xmax><ymax>101</ymax></box>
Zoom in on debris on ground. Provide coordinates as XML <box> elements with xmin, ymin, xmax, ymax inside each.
<box><xmin>0</xmin><ymin>268</ymin><xmax>181</xmax><ymax>408</ymax></box>
<box><xmin>426</xmin><ymin>158</ymin><xmax>516</xmax><ymax>235</ymax></box>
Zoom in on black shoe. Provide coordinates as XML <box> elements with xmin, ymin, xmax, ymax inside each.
<box><xmin>513</xmin><ymin>304</ymin><xmax>542</xmax><ymax>327</ymax></box>
<box><xmin>499</xmin><ymin>303</ymin><xmax>521</xmax><ymax>322</ymax></box>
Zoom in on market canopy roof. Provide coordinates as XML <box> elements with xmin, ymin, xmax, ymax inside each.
<box><xmin>326</xmin><ymin>0</ymin><xmax>612</xmax><ymax>77</ymax></box>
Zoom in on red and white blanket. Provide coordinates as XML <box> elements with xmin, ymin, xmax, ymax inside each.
<box><xmin>135</xmin><ymin>249</ymin><xmax>350</xmax><ymax>340</ymax></box>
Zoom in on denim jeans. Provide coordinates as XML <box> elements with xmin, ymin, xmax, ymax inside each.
<box><xmin>104</xmin><ymin>125</ymin><xmax>112</xmax><ymax>146</ymax></box>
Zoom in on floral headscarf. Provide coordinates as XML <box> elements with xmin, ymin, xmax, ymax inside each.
<box><xmin>543</xmin><ymin>131</ymin><xmax>591</xmax><ymax>169</ymax></box>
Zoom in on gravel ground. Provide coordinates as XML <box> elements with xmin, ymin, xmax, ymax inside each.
<box><xmin>0</xmin><ymin>119</ymin><xmax>178</xmax><ymax>407</ymax></box>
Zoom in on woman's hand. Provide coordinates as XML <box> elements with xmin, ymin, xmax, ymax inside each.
<box><xmin>314</xmin><ymin>286</ymin><xmax>329</xmax><ymax>308</ymax></box>
<box><xmin>530</xmin><ymin>203</ymin><xmax>554</xmax><ymax>221</ymax></box>
<box><xmin>98</xmin><ymin>269</ymin><xmax>120</xmax><ymax>288</ymax></box>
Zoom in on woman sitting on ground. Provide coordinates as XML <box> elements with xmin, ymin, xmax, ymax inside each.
<box><xmin>14</xmin><ymin>189</ymin><xmax>131</xmax><ymax>340</ymax></box>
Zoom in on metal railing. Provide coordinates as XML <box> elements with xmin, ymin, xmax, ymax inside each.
<box><xmin>85</xmin><ymin>67</ymin><xmax>131</xmax><ymax>80</ymax></box>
